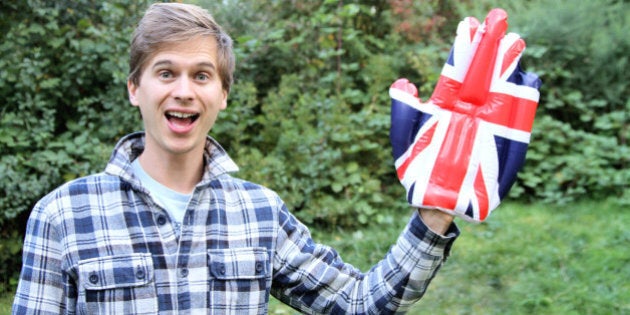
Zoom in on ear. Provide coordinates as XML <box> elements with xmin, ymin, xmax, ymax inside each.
<box><xmin>220</xmin><ymin>89</ymin><xmax>228</xmax><ymax>110</ymax></box>
<box><xmin>127</xmin><ymin>80</ymin><xmax>140</xmax><ymax>107</ymax></box>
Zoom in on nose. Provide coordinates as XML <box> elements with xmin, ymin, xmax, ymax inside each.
<box><xmin>172</xmin><ymin>77</ymin><xmax>194</xmax><ymax>103</ymax></box>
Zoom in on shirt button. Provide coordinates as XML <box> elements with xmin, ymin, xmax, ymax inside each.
<box><xmin>156</xmin><ymin>215</ymin><xmax>167</xmax><ymax>225</ymax></box>
<box><xmin>180</xmin><ymin>268</ymin><xmax>189</xmax><ymax>278</ymax></box>
<box><xmin>89</xmin><ymin>273</ymin><xmax>99</xmax><ymax>284</ymax></box>
<box><xmin>135</xmin><ymin>268</ymin><xmax>145</xmax><ymax>280</ymax></box>
<box><xmin>255</xmin><ymin>262</ymin><xmax>264</xmax><ymax>273</ymax></box>
<box><xmin>218</xmin><ymin>264</ymin><xmax>226</xmax><ymax>275</ymax></box>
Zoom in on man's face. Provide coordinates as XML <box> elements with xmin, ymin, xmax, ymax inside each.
<box><xmin>127</xmin><ymin>36</ymin><xmax>227</xmax><ymax>160</ymax></box>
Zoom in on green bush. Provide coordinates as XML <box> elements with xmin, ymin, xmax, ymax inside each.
<box><xmin>0</xmin><ymin>1</ymin><xmax>149</xmax><ymax>225</ymax></box>
<box><xmin>204</xmin><ymin>0</ymin><xmax>459</xmax><ymax>226</ymax></box>
<box><xmin>0</xmin><ymin>0</ymin><xmax>149</xmax><ymax>294</ymax></box>
<box><xmin>387</xmin><ymin>0</ymin><xmax>630</xmax><ymax>205</ymax></box>
<box><xmin>3</xmin><ymin>0</ymin><xmax>625</xmax><ymax>231</ymax></box>
<box><xmin>502</xmin><ymin>0</ymin><xmax>629</xmax><ymax>204</ymax></box>
<box><xmin>208</xmin><ymin>0</ymin><xmax>630</xmax><ymax>223</ymax></box>
<box><xmin>0</xmin><ymin>231</ymin><xmax>22</xmax><ymax>294</ymax></box>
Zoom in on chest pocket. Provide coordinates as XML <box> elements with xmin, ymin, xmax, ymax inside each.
<box><xmin>208</xmin><ymin>247</ymin><xmax>269</xmax><ymax>279</ymax></box>
<box><xmin>207</xmin><ymin>247</ymin><xmax>271</xmax><ymax>312</ymax></box>
<box><xmin>77</xmin><ymin>253</ymin><xmax>157</xmax><ymax>314</ymax></box>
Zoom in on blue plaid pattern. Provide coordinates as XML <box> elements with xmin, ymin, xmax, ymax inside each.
<box><xmin>13</xmin><ymin>132</ymin><xmax>458</xmax><ymax>314</ymax></box>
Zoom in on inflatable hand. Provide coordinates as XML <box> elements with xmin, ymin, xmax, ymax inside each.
<box><xmin>389</xmin><ymin>8</ymin><xmax>541</xmax><ymax>222</ymax></box>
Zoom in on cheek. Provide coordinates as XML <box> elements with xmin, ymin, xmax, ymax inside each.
<box><xmin>202</xmin><ymin>88</ymin><xmax>227</xmax><ymax>110</ymax></box>
<box><xmin>140</xmin><ymin>83</ymin><xmax>171</xmax><ymax>106</ymax></box>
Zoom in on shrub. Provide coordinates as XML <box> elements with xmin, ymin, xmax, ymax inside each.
<box><xmin>0</xmin><ymin>0</ymin><xmax>150</xmax><ymax>293</ymax></box>
<box><xmin>0</xmin><ymin>1</ymin><xmax>149</xmax><ymax>225</ymax></box>
<box><xmin>205</xmin><ymin>0</ymin><xmax>460</xmax><ymax>226</ymax></box>
<box><xmin>0</xmin><ymin>230</ymin><xmax>23</xmax><ymax>293</ymax></box>
<box><xmin>502</xmin><ymin>0</ymin><xmax>629</xmax><ymax>204</ymax></box>
<box><xmin>444</xmin><ymin>0</ymin><xmax>629</xmax><ymax>205</ymax></box>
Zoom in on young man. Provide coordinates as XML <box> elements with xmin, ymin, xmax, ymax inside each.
<box><xmin>15</xmin><ymin>2</ymin><xmax>542</xmax><ymax>314</ymax></box>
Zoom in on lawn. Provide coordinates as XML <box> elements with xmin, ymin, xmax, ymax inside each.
<box><xmin>268</xmin><ymin>199</ymin><xmax>630</xmax><ymax>314</ymax></box>
<box><xmin>2</xmin><ymin>199</ymin><xmax>628</xmax><ymax>314</ymax></box>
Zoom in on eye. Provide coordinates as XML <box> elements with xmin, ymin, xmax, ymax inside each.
<box><xmin>195</xmin><ymin>72</ymin><xmax>210</xmax><ymax>81</ymax></box>
<box><xmin>158</xmin><ymin>70</ymin><xmax>173</xmax><ymax>79</ymax></box>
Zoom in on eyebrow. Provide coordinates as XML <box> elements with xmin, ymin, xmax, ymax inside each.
<box><xmin>151</xmin><ymin>60</ymin><xmax>217</xmax><ymax>70</ymax></box>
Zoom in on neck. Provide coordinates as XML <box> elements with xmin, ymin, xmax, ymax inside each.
<box><xmin>137</xmin><ymin>149</ymin><xmax>204</xmax><ymax>194</ymax></box>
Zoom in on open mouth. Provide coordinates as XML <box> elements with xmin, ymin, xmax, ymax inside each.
<box><xmin>165</xmin><ymin>111</ymin><xmax>200</xmax><ymax>126</ymax></box>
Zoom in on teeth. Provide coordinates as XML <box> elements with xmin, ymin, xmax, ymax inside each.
<box><xmin>167</xmin><ymin>111</ymin><xmax>196</xmax><ymax>119</ymax></box>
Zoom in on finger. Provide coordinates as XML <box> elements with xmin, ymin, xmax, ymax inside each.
<box><xmin>490</xmin><ymin>34</ymin><xmax>539</xmax><ymax>133</ymax></box>
<box><xmin>497</xmin><ymin>33</ymin><xmax>525</xmax><ymax>81</ymax></box>
<box><xmin>391</xmin><ymin>78</ymin><xmax>418</xmax><ymax>98</ymax></box>
<box><xmin>431</xmin><ymin>16</ymin><xmax>479</xmax><ymax>107</ymax></box>
<box><xmin>460</xmin><ymin>8</ymin><xmax>508</xmax><ymax>105</ymax></box>
<box><xmin>450</xmin><ymin>16</ymin><xmax>480</xmax><ymax>81</ymax></box>
<box><xmin>477</xmin><ymin>34</ymin><xmax>529</xmax><ymax>129</ymax></box>
<box><xmin>484</xmin><ymin>33</ymin><xmax>540</xmax><ymax>132</ymax></box>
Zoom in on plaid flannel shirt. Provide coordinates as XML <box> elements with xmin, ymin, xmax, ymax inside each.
<box><xmin>13</xmin><ymin>132</ymin><xmax>459</xmax><ymax>314</ymax></box>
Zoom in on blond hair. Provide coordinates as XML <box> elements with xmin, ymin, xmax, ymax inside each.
<box><xmin>128</xmin><ymin>3</ymin><xmax>235</xmax><ymax>93</ymax></box>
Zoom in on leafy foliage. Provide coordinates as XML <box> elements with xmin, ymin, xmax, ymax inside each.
<box><xmin>204</xmin><ymin>0</ymin><xmax>459</xmax><ymax>226</ymax></box>
<box><xmin>0</xmin><ymin>1</ymin><xmax>149</xmax><ymax>292</ymax></box>
<box><xmin>498</xmin><ymin>0</ymin><xmax>629</xmax><ymax>204</ymax></box>
<box><xmin>0</xmin><ymin>0</ymin><xmax>628</xmax><ymax>294</ymax></box>
<box><xmin>0</xmin><ymin>231</ymin><xmax>22</xmax><ymax>293</ymax></box>
<box><xmin>207</xmin><ymin>0</ymin><xmax>629</xmax><ymax>223</ymax></box>
<box><xmin>0</xmin><ymin>1</ymin><xmax>148</xmax><ymax>225</ymax></box>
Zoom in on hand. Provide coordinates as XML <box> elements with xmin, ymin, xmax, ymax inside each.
<box><xmin>389</xmin><ymin>8</ymin><xmax>541</xmax><ymax>222</ymax></box>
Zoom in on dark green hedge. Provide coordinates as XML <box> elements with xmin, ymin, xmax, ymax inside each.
<box><xmin>0</xmin><ymin>1</ymin><xmax>147</xmax><ymax>226</ymax></box>
<box><xmin>508</xmin><ymin>0</ymin><xmax>629</xmax><ymax>204</ymax></box>
<box><xmin>0</xmin><ymin>1</ymin><xmax>149</xmax><ymax>291</ymax></box>
<box><xmin>203</xmin><ymin>0</ymin><xmax>630</xmax><ymax>222</ymax></box>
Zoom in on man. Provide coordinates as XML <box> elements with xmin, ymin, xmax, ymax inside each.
<box><xmin>14</xmin><ymin>2</ymin><xmax>539</xmax><ymax>314</ymax></box>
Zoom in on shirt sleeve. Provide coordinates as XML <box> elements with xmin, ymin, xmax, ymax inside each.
<box><xmin>12</xmin><ymin>200</ymin><xmax>75</xmax><ymax>314</ymax></box>
<box><xmin>271</xmin><ymin>207</ymin><xmax>459</xmax><ymax>314</ymax></box>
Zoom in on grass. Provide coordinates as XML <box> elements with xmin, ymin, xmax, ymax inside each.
<box><xmin>0</xmin><ymin>294</ymin><xmax>11</xmax><ymax>315</ymax></box>
<box><xmin>268</xmin><ymin>198</ymin><xmax>630</xmax><ymax>314</ymax></box>
<box><xmin>3</xmin><ymin>199</ymin><xmax>628</xmax><ymax>314</ymax></box>
<box><xmin>410</xmin><ymin>199</ymin><xmax>630</xmax><ymax>314</ymax></box>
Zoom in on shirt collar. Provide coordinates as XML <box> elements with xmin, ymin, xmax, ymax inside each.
<box><xmin>104</xmin><ymin>132</ymin><xmax>239</xmax><ymax>187</ymax></box>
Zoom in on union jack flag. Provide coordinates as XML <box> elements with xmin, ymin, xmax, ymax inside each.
<box><xmin>389</xmin><ymin>9</ymin><xmax>541</xmax><ymax>222</ymax></box>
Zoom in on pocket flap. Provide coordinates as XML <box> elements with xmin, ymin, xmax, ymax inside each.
<box><xmin>208</xmin><ymin>247</ymin><xmax>269</xmax><ymax>280</ymax></box>
<box><xmin>78</xmin><ymin>253</ymin><xmax>153</xmax><ymax>290</ymax></box>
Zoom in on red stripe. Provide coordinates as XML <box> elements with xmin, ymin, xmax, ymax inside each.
<box><xmin>396</xmin><ymin>122</ymin><xmax>438</xmax><ymax>180</ymax></box>
<box><xmin>433</xmin><ymin>75</ymin><xmax>537</xmax><ymax>132</ymax></box>
<box><xmin>430</xmin><ymin>76</ymin><xmax>462</xmax><ymax>109</ymax></box>
<box><xmin>501</xmin><ymin>39</ymin><xmax>525</xmax><ymax>76</ymax></box>
<box><xmin>423</xmin><ymin>113</ymin><xmax>477</xmax><ymax>209</ymax></box>
<box><xmin>459</xmin><ymin>11</ymin><xmax>508</xmax><ymax>106</ymax></box>
<box><xmin>482</xmin><ymin>93</ymin><xmax>538</xmax><ymax>132</ymax></box>
<box><xmin>474</xmin><ymin>166</ymin><xmax>489</xmax><ymax>220</ymax></box>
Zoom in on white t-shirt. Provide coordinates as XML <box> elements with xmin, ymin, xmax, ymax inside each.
<box><xmin>131</xmin><ymin>159</ymin><xmax>191</xmax><ymax>227</ymax></box>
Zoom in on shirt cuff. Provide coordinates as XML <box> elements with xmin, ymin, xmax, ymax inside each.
<box><xmin>406</xmin><ymin>210</ymin><xmax>460</xmax><ymax>259</ymax></box>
